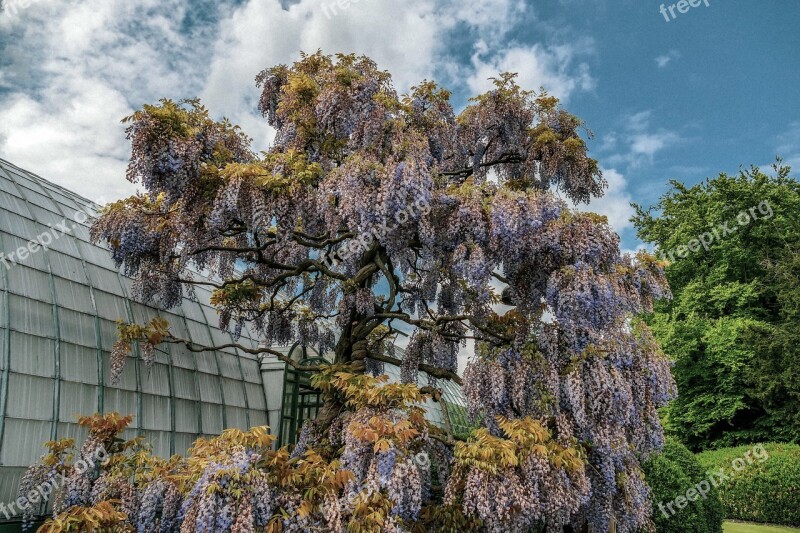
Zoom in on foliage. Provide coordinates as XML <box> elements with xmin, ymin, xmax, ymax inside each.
<box><xmin>640</xmin><ymin>438</ymin><xmax>724</xmax><ymax>533</ymax></box>
<box><xmin>38</xmin><ymin>501</ymin><xmax>132</xmax><ymax>533</ymax></box>
<box><xmin>633</xmin><ymin>164</ymin><xmax>800</xmax><ymax>450</ymax></box>
<box><xmin>110</xmin><ymin>318</ymin><xmax>169</xmax><ymax>383</ymax></box>
<box><xmin>83</xmin><ymin>51</ymin><xmax>676</xmax><ymax>531</ymax></box>
<box><xmin>20</xmin><ymin>413</ymin><xmax>143</xmax><ymax>532</ymax></box>
<box><xmin>697</xmin><ymin>443</ymin><xmax>800</xmax><ymax>526</ymax></box>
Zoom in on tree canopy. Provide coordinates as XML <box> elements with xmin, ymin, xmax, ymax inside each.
<box><xmin>633</xmin><ymin>164</ymin><xmax>800</xmax><ymax>450</ymax></box>
<box><xmin>78</xmin><ymin>51</ymin><xmax>675</xmax><ymax>532</ymax></box>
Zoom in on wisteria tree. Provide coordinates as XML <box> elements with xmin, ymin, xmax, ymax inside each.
<box><xmin>72</xmin><ymin>52</ymin><xmax>675</xmax><ymax>532</ymax></box>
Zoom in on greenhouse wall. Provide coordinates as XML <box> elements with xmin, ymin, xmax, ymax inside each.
<box><xmin>0</xmin><ymin>158</ymin><xmax>275</xmax><ymax>518</ymax></box>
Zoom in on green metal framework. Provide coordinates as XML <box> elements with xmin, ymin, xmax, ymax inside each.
<box><xmin>277</xmin><ymin>344</ymin><xmax>327</xmax><ymax>447</ymax></box>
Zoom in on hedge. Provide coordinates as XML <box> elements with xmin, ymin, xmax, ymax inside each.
<box><xmin>641</xmin><ymin>438</ymin><xmax>725</xmax><ymax>533</ymax></box>
<box><xmin>696</xmin><ymin>443</ymin><xmax>800</xmax><ymax>526</ymax></box>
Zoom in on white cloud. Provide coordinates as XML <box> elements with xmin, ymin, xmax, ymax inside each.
<box><xmin>201</xmin><ymin>0</ymin><xmax>530</xmax><ymax>150</ymax></box>
<box><xmin>630</xmin><ymin>131</ymin><xmax>681</xmax><ymax>157</ymax></box>
<box><xmin>655</xmin><ymin>49</ymin><xmax>680</xmax><ymax>68</ymax></box>
<box><xmin>565</xmin><ymin>167</ymin><xmax>634</xmax><ymax>234</ymax></box>
<box><xmin>0</xmin><ymin>0</ymin><xmax>220</xmax><ymax>200</ymax></box>
<box><xmin>0</xmin><ymin>0</ymin><xmax>593</xmax><ymax>203</ymax></box>
<box><xmin>466</xmin><ymin>39</ymin><xmax>595</xmax><ymax>102</ymax></box>
<box><xmin>602</xmin><ymin>110</ymin><xmax>683</xmax><ymax>168</ymax></box>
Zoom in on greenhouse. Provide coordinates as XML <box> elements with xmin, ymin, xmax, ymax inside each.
<box><xmin>0</xmin><ymin>157</ymin><xmax>467</xmax><ymax>526</ymax></box>
<box><xmin>0</xmin><ymin>157</ymin><xmax>272</xmax><ymax>514</ymax></box>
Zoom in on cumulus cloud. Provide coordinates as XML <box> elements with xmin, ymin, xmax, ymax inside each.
<box><xmin>0</xmin><ymin>0</ymin><xmax>595</xmax><ymax>201</ymax></box>
<box><xmin>466</xmin><ymin>38</ymin><xmax>595</xmax><ymax>102</ymax></box>
<box><xmin>201</xmin><ymin>0</ymin><xmax>531</xmax><ymax>150</ymax></box>
<box><xmin>0</xmin><ymin>0</ymin><xmax>224</xmax><ymax>199</ymax></box>
<box><xmin>582</xmin><ymin>167</ymin><xmax>634</xmax><ymax>233</ymax></box>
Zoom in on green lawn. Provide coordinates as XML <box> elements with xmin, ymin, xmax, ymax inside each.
<box><xmin>724</xmin><ymin>521</ymin><xmax>800</xmax><ymax>533</ymax></box>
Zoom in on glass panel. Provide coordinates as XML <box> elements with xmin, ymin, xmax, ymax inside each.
<box><xmin>1</xmin><ymin>212</ymin><xmax>37</xmax><ymax>240</ymax></box>
<box><xmin>154</xmin><ymin>345</ymin><xmax>170</xmax><ymax>365</ymax></box>
<box><xmin>59</xmin><ymin>309</ymin><xmax>99</xmax><ymax>347</ymax></box>
<box><xmin>141</xmin><ymin>394</ymin><xmax>171</xmax><ymax>431</ymax></box>
<box><xmin>15</xmin><ymin>184</ymin><xmax>59</xmax><ymax>211</ymax></box>
<box><xmin>240</xmin><ymin>359</ymin><xmax>261</xmax><ymax>383</ymax></box>
<box><xmin>99</xmin><ymin>318</ymin><xmax>121</xmax><ymax>351</ymax></box>
<box><xmin>180</xmin><ymin>299</ymin><xmax>206</xmax><ymax>323</ymax></box>
<box><xmin>130</xmin><ymin>302</ymin><xmax>160</xmax><ymax>325</ymax></box>
<box><xmin>69</xmin><ymin>224</ymin><xmax>91</xmax><ymax>243</ymax></box>
<box><xmin>0</xmin><ymin>468</ymin><xmax>25</xmax><ymax>516</ymax></box>
<box><xmin>200</xmin><ymin>403</ymin><xmax>223</xmax><ymax>434</ymax></box>
<box><xmin>6</xmin><ymin>373</ymin><xmax>54</xmax><ymax>420</ymax></box>
<box><xmin>0</xmin><ymin>191</ymin><xmax>32</xmax><ymax>216</ymax></box>
<box><xmin>225</xmin><ymin>406</ymin><xmax>248</xmax><ymax>429</ymax></box>
<box><xmin>5</xmin><ymin>170</ymin><xmax>47</xmax><ymax>193</ymax></box>
<box><xmin>174</xmin><ymin>432</ymin><xmax>197</xmax><ymax>456</ymax></box>
<box><xmin>0</xmin><ymin>172</ymin><xmax>23</xmax><ymax>196</ymax></box>
<box><xmin>217</xmin><ymin>352</ymin><xmax>241</xmax><ymax>379</ymax></box>
<box><xmin>85</xmin><ymin>265</ymin><xmax>125</xmax><ymax>295</ymax></box>
<box><xmin>221</xmin><ymin>378</ymin><xmax>245</xmax><ymax>407</ymax></box>
<box><xmin>246</xmin><ymin>383</ymin><xmax>266</xmax><ymax>410</ymax></box>
<box><xmin>248</xmin><ymin>410</ymin><xmax>268</xmax><ymax>427</ymax></box>
<box><xmin>141</xmin><ymin>430</ymin><xmax>170</xmax><ymax>458</ymax></box>
<box><xmin>174</xmin><ymin>400</ymin><xmax>199</xmax><ymax>433</ymax></box>
<box><xmin>37</xmin><ymin>225</ymin><xmax>81</xmax><ymax>256</ymax></box>
<box><xmin>49</xmin><ymin>251</ymin><xmax>88</xmax><ymax>283</ymax></box>
<box><xmin>59</xmin><ymin>381</ymin><xmax>99</xmax><ymax>422</ymax></box>
<box><xmin>76</xmin><ymin>240</ymin><xmax>118</xmax><ymax>270</ymax></box>
<box><xmin>169</xmin><ymin>343</ymin><xmax>197</xmax><ymax>371</ymax></box>
<box><xmin>0</xmin><ymin>232</ymin><xmax>48</xmax><ymax>271</ymax></box>
<box><xmin>95</xmin><ymin>291</ymin><xmax>130</xmax><ymax>323</ymax></box>
<box><xmin>0</xmin><ymin>328</ymin><xmax>5</xmax><ymax>371</ymax></box>
<box><xmin>193</xmin><ymin>349</ymin><xmax>218</xmax><ymax>374</ymax></box>
<box><xmin>9</xmin><ymin>331</ymin><xmax>54</xmax><ymax>377</ymax></box>
<box><xmin>60</xmin><ymin>342</ymin><xmax>99</xmax><ymax>385</ymax></box>
<box><xmin>7</xmin><ymin>265</ymin><xmax>53</xmax><ymax>302</ymax></box>
<box><xmin>197</xmin><ymin>373</ymin><xmax>221</xmax><ymax>403</ymax></box>
<box><xmin>140</xmin><ymin>362</ymin><xmax>169</xmax><ymax>395</ymax></box>
<box><xmin>25</xmin><ymin>203</ymin><xmax>65</xmax><ymax>226</ymax></box>
<box><xmin>55</xmin><ymin>276</ymin><xmax>96</xmax><ymax>314</ymax></box>
<box><xmin>9</xmin><ymin>294</ymin><xmax>54</xmax><ymax>337</ymax></box>
<box><xmin>53</xmin><ymin>195</ymin><xmax>83</xmax><ymax>213</ymax></box>
<box><xmin>185</xmin><ymin>320</ymin><xmax>213</xmax><ymax>348</ymax></box>
<box><xmin>0</xmin><ymin>419</ymin><xmax>50</xmax><ymax>466</ymax></box>
<box><xmin>57</xmin><ymin>422</ymin><xmax>89</xmax><ymax>447</ymax></box>
<box><xmin>172</xmin><ymin>367</ymin><xmax>198</xmax><ymax>400</ymax></box>
<box><xmin>102</xmin><ymin>388</ymin><xmax>138</xmax><ymax>423</ymax></box>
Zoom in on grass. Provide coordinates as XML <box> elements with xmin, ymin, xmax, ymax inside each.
<box><xmin>724</xmin><ymin>521</ymin><xmax>800</xmax><ymax>533</ymax></box>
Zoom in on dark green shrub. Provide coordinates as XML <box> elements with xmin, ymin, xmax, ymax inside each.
<box><xmin>696</xmin><ymin>443</ymin><xmax>800</xmax><ymax>526</ymax></box>
<box><xmin>641</xmin><ymin>438</ymin><xmax>724</xmax><ymax>533</ymax></box>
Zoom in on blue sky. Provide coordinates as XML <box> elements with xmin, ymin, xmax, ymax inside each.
<box><xmin>0</xmin><ymin>0</ymin><xmax>798</xmax><ymax>250</ymax></box>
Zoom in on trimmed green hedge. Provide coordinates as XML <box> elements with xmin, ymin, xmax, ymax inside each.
<box><xmin>642</xmin><ymin>438</ymin><xmax>725</xmax><ymax>533</ymax></box>
<box><xmin>696</xmin><ymin>443</ymin><xmax>800</xmax><ymax>526</ymax></box>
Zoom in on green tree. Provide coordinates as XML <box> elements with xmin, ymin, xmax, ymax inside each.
<box><xmin>633</xmin><ymin>163</ymin><xmax>800</xmax><ymax>450</ymax></box>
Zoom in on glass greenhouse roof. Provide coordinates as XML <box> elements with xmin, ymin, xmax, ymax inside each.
<box><xmin>0</xmin><ymin>158</ymin><xmax>269</xmax><ymax>513</ymax></box>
